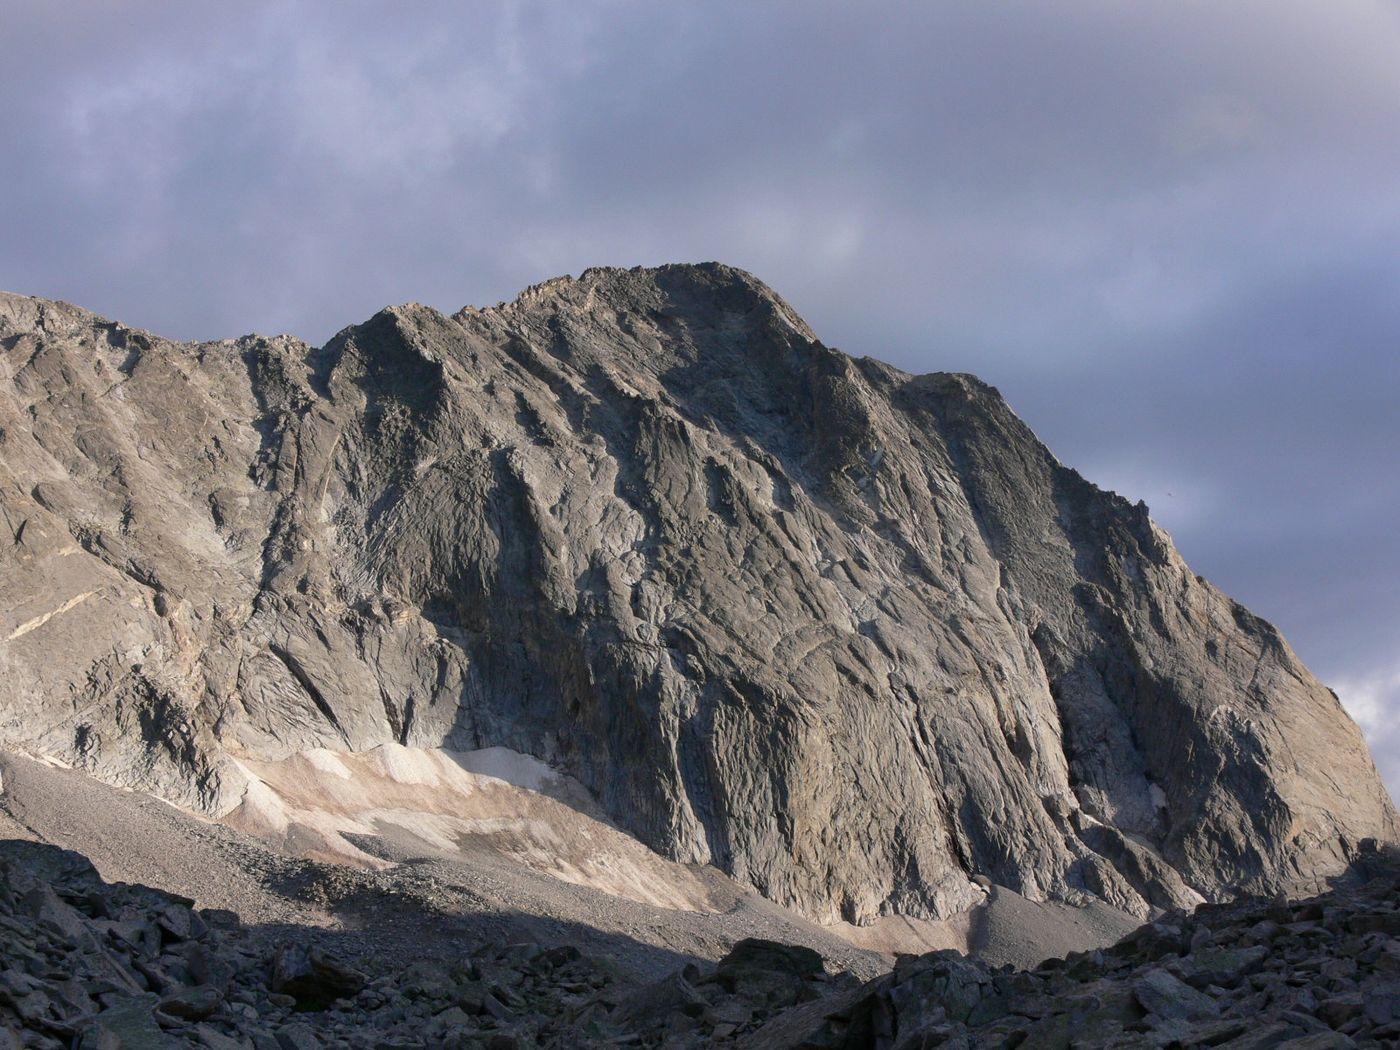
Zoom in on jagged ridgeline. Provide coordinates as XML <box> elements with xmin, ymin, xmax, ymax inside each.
<box><xmin>0</xmin><ymin>264</ymin><xmax>1393</xmax><ymax>925</ymax></box>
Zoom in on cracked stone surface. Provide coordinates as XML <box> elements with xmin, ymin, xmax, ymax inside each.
<box><xmin>0</xmin><ymin>263</ymin><xmax>1393</xmax><ymax>927</ymax></box>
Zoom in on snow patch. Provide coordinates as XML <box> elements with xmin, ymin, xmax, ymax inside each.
<box><xmin>302</xmin><ymin>749</ymin><xmax>353</xmax><ymax>779</ymax></box>
<box><xmin>232</xmin><ymin>767</ymin><xmax>291</xmax><ymax>835</ymax></box>
<box><xmin>453</xmin><ymin>746</ymin><xmax>561</xmax><ymax>793</ymax></box>
<box><xmin>366</xmin><ymin>742</ymin><xmax>443</xmax><ymax>786</ymax></box>
<box><xmin>226</xmin><ymin>745</ymin><xmax>720</xmax><ymax>913</ymax></box>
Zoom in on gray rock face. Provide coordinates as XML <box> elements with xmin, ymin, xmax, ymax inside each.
<box><xmin>0</xmin><ymin>263</ymin><xmax>1393</xmax><ymax>925</ymax></box>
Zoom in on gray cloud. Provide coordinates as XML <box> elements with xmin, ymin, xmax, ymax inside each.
<box><xmin>2</xmin><ymin>0</ymin><xmax>1396</xmax><ymax>792</ymax></box>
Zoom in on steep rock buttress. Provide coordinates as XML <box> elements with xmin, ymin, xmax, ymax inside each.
<box><xmin>0</xmin><ymin>266</ymin><xmax>1393</xmax><ymax>925</ymax></box>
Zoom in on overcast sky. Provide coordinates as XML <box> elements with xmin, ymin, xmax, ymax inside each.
<box><xmin>3</xmin><ymin>1</ymin><xmax>1396</xmax><ymax>794</ymax></box>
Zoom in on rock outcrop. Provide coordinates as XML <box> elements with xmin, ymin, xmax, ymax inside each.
<box><xmin>0</xmin><ymin>263</ymin><xmax>1393</xmax><ymax>926</ymax></box>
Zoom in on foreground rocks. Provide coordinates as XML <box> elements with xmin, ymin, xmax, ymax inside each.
<box><xmin>3</xmin><ymin>839</ymin><xmax>1398</xmax><ymax>1048</ymax></box>
<box><xmin>749</xmin><ymin>843</ymin><xmax>1400</xmax><ymax>1049</ymax></box>
<box><xmin>0</xmin><ymin>836</ymin><xmax>855</xmax><ymax>1049</ymax></box>
<box><xmin>0</xmin><ymin>840</ymin><xmax>622</xmax><ymax>1048</ymax></box>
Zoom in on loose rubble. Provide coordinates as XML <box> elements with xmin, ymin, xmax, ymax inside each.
<box><xmin>3</xmin><ymin>839</ymin><xmax>1398</xmax><ymax>1048</ymax></box>
<box><xmin>753</xmin><ymin>842</ymin><xmax>1400</xmax><ymax>1049</ymax></box>
<box><xmin>0</xmin><ymin>840</ymin><xmax>626</xmax><ymax>1048</ymax></box>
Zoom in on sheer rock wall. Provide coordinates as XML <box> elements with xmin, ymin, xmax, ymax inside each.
<box><xmin>0</xmin><ymin>264</ymin><xmax>1392</xmax><ymax>925</ymax></box>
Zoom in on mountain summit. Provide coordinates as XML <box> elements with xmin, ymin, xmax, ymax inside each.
<box><xmin>0</xmin><ymin>264</ymin><xmax>1392</xmax><ymax>927</ymax></box>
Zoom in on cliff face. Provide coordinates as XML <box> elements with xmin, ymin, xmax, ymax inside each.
<box><xmin>0</xmin><ymin>264</ymin><xmax>1392</xmax><ymax>925</ymax></box>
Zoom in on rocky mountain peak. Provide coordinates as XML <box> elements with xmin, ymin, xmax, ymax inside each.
<box><xmin>0</xmin><ymin>265</ymin><xmax>1393</xmax><ymax>931</ymax></box>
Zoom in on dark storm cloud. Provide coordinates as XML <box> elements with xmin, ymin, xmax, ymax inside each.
<box><xmin>2</xmin><ymin>1</ymin><xmax>1396</xmax><ymax>789</ymax></box>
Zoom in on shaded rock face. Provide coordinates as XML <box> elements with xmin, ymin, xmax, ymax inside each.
<box><xmin>0</xmin><ymin>264</ymin><xmax>1393</xmax><ymax>926</ymax></box>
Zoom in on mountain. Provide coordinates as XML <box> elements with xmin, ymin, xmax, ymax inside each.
<box><xmin>0</xmin><ymin>263</ymin><xmax>1393</xmax><ymax>931</ymax></box>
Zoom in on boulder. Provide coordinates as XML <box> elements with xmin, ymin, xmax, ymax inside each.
<box><xmin>269</xmin><ymin>946</ymin><xmax>366</xmax><ymax>1010</ymax></box>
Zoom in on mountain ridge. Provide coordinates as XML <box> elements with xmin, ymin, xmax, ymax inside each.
<box><xmin>0</xmin><ymin>263</ymin><xmax>1392</xmax><ymax>930</ymax></box>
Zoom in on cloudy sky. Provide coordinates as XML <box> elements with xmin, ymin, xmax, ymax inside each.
<box><xmin>3</xmin><ymin>1</ymin><xmax>1397</xmax><ymax>793</ymax></box>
